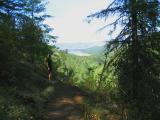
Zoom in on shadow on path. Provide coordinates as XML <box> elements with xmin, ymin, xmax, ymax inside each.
<box><xmin>44</xmin><ymin>82</ymin><xmax>88</xmax><ymax>120</ymax></box>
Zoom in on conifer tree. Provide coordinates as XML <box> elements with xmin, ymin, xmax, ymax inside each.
<box><xmin>88</xmin><ymin>0</ymin><xmax>160</xmax><ymax>119</ymax></box>
<box><xmin>0</xmin><ymin>0</ymin><xmax>54</xmax><ymax>81</ymax></box>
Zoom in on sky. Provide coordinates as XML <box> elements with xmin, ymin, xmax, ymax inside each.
<box><xmin>44</xmin><ymin>0</ymin><xmax>120</xmax><ymax>44</ymax></box>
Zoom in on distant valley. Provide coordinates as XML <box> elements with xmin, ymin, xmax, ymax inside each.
<box><xmin>56</xmin><ymin>41</ymin><xmax>106</xmax><ymax>56</ymax></box>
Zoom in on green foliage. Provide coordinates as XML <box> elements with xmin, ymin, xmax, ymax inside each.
<box><xmin>87</xmin><ymin>0</ymin><xmax>160</xmax><ymax>119</ymax></box>
<box><xmin>63</xmin><ymin>53</ymin><xmax>99</xmax><ymax>88</ymax></box>
<box><xmin>0</xmin><ymin>90</ymin><xmax>34</xmax><ymax>120</ymax></box>
<box><xmin>0</xmin><ymin>62</ymin><xmax>55</xmax><ymax>120</ymax></box>
<box><xmin>0</xmin><ymin>0</ymin><xmax>160</xmax><ymax>120</ymax></box>
<box><xmin>0</xmin><ymin>0</ymin><xmax>54</xmax><ymax>82</ymax></box>
<box><xmin>0</xmin><ymin>1</ymin><xmax>58</xmax><ymax>120</ymax></box>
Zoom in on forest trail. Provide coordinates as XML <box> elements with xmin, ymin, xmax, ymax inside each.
<box><xmin>44</xmin><ymin>82</ymin><xmax>88</xmax><ymax>120</ymax></box>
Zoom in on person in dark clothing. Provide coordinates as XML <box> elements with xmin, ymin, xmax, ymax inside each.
<box><xmin>46</xmin><ymin>54</ymin><xmax>52</xmax><ymax>80</ymax></box>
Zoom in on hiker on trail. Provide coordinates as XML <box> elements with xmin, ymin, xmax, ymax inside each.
<box><xmin>46</xmin><ymin>54</ymin><xmax>52</xmax><ymax>80</ymax></box>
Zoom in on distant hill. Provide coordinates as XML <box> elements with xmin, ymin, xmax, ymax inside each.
<box><xmin>80</xmin><ymin>46</ymin><xmax>105</xmax><ymax>56</ymax></box>
<box><xmin>68</xmin><ymin>46</ymin><xmax>105</xmax><ymax>57</ymax></box>
<box><xmin>68</xmin><ymin>50</ymin><xmax>91</xmax><ymax>56</ymax></box>
<box><xmin>56</xmin><ymin>41</ymin><xmax>105</xmax><ymax>50</ymax></box>
<box><xmin>67</xmin><ymin>45</ymin><xmax>105</xmax><ymax>57</ymax></box>
<box><xmin>56</xmin><ymin>42</ymin><xmax>106</xmax><ymax>57</ymax></box>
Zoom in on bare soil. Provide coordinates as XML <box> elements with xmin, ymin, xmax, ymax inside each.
<box><xmin>44</xmin><ymin>82</ymin><xmax>88</xmax><ymax>120</ymax></box>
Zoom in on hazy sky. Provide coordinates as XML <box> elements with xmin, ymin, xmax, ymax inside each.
<box><xmin>45</xmin><ymin>0</ymin><xmax>120</xmax><ymax>43</ymax></box>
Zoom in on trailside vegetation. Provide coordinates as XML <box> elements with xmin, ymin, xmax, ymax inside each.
<box><xmin>1</xmin><ymin>0</ymin><xmax>160</xmax><ymax>120</ymax></box>
<box><xmin>87</xmin><ymin>0</ymin><xmax>160</xmax><ymax>119</ymax></box>
<box><xmin>0</xmin><ymin>0</ymin><xmax>56</xmax><ymax>119</ymax></box>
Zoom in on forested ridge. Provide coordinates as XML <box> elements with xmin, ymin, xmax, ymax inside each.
<box><xmin>0</xmin><ymin>0</ymin><xmax>160</xmax><ymax>120</ymax></box>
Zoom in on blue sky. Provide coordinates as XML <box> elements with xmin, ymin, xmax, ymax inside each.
<box><xmin>44</xmin><ymin>0</ymin><xmax>120</xmax><ymax>43</ymax></box>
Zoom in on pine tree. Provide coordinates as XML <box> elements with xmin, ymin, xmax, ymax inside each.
<box><xmin>88</xmin><ymin>0</ymin><xmax>160</xmax><ymax>119</ymax></box>
<box><xmin>0</xmin><ymin>0</ymin><xmax>54</xmax><ymax>82</ymax></box>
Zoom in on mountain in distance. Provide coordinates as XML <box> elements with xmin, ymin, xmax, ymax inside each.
<box><xmin>81</xmin><ymin>45</ymin><xmax>105</xmax><ymax>54</ymax></box>
<box><xmin>56</xmin><ymin>41</ymin><xmax>106</xmax><ymax>56</ymax></box>
<box><xmin>56</xmin><ymin>41</ymin><xmax>105</xmax><ymax>50</ymax></box>
<box><xmin>69</xmin><ymin>45</ymin><xmax>106</xmax><ymax>57</ymax></box>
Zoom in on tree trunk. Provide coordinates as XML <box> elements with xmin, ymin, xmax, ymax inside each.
<box><xmin>130</xmin><ymin>0</ymin><xmax>139</xmax><ymax>99</ymax></box>
<box><xmin>130</xmin><ymin>0</ymin><xmax>142</xmax><ymax>117</ymax></box>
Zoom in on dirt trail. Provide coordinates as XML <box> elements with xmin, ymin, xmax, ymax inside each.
<box><xmin>44</xmin><ymin>82</ymin><xmax>88</xmax><ymax>120</ymax></box>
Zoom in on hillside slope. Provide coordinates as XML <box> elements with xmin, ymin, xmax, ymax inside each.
<box><xmin>0</xmin><ymin>62</ymin><xmax>55</xmax><ymax>120</ymax></box>
<box><xmin>80</xmin><ymin>46</ymin><xmax>105</xmax><ymax>56</ymax></box>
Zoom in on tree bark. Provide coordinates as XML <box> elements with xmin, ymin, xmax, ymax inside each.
<box><xmin>130</xmin><ymin>0</ymin><xmax>139</xmax><ymax>99</ymax></box>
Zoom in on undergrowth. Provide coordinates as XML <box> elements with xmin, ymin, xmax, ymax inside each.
<box><xmin>0</xmin><ymin>62</ymin><xmax>54</xmax><ymax>120</ymax></box>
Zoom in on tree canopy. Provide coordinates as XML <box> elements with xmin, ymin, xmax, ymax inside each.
<box><xmin>88</xmin><ymin>0</ymin><xmax>160</xmax><ymax>119</ymax></box>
